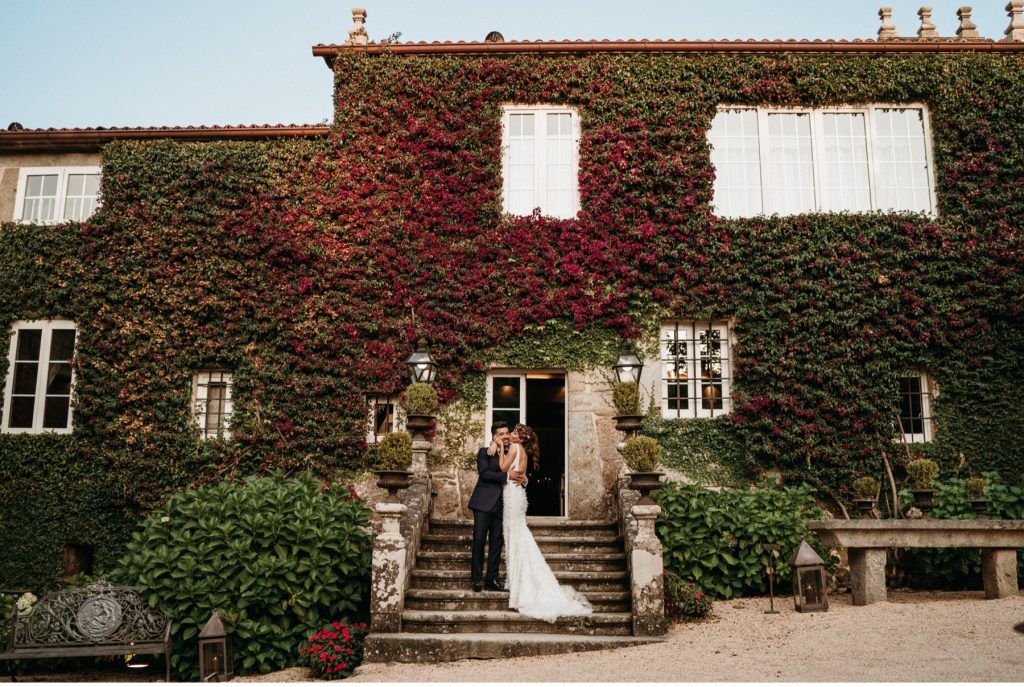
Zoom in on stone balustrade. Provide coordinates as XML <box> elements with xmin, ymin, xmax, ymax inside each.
<box><xmin>616</xmin><ymin>476</ymin><xmax>667</xmax><ymax>636</ymax></box>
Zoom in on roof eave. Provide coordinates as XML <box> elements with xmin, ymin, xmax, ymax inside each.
<box><xmin>0</xmin><ymin>125</ymin><xmax>331</xmax><ymax>154</ymax></box>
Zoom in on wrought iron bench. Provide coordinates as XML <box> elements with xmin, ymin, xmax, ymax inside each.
<box><xmin>0</xmin><ymin>580</ymin><xmax>172</xmax><ymax>681</ymax></box>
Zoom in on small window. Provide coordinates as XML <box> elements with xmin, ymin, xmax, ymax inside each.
<box><xmin>14</xmin><ymin>167</ymin><xmax>101</xmax><ymax>223</ymax></box>
<box><xmin>898</xmin><ymin>373</ymin><xmax>935</xmax><ymax>443</ymax></box>
<box><xmin>660</xmin><ymin>321</ymin><xmax>732</xmax><ymax>419</ymax></box>
<box><xmin>193</xmin><ymin>371</ymin><xmax>233</xmax><ymax>440</ymax></box>
<box><xmin>366</xmin><ymin>395</ymin><xmax>397</xmax><ymax>444</ymax></box>
<box><xmin>1</xmin><ymin>320</ymin><xmax>77</xmax><ymax>434</ymax></box>
<box><xmin>502</xmin><ymin>105</ymin><xmax>580</xmax><ymax>219</ymax></box>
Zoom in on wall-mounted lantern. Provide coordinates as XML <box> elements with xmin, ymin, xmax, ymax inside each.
<box><xmin>613</xmin><ymin>343</ymin><xmax>643</xmax><ymax>385</ymax></box>
<box><xmin>198</xmin><ymin>611</ymin><xmax>233</xmax><ymax>682</ymax></box>
<box><xmin>789</xmin><ymin>540</ymin><xmax>829</xmax><ymax>613</ymax></box>
<box><xmin>405</xmin><ymin>337</ymin><xmax>438</xmax><ymax>384</ymax></box>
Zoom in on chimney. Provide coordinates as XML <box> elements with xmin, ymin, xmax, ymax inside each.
<box><xmin>917</xmin><ymin>7</ymin><xmax>938</xmax><ymax>38</ymax></box>
<box><xmin>1006</xmin><ymin>0</ymin><xmax>1024</xmax><ymax>41</ymax></box>
<box><xmin>956</xmin><ymin>6</ymin><xmax>979</xmax><ymax>39</ymax></box>
<box><xmin>346</xmin><ymin>7</ymin><xmax>369</xmax><ymax>45</ymax></box>
<box><xmin>878</xmin><ymin>7</ymin><xmax>898</xmax><ymax>40</ymax></box>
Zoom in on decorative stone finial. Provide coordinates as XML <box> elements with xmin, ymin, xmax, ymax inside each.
<box><xmin>957</xmin><ymin>6</ymin><xmax>979</xmax><ymax>39</ymax></box>
<box><xmin>346</xmin><ymin>7</ymin><xmax>369</xmax><ymax>46</ymax></box>
<box><xmin>878</xmin><ymin>7</ymin><xmax>898</xmax><ymax>40</ymax></box>
<box><xmin>917</xmin><ymin>7</ymin><xmax>938</xmax><ymax>38</ymax></box>
<box><xmin>1006</xmin><ymin>0</ymin><xmax>1024</xmax><ymax>41</ymax></box>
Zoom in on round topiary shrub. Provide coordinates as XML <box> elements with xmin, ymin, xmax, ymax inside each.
<box><xmin>852</xmin><ymin>476</ymin><xmax>879</xmax><ymax>500</ymax></box>
<box><xmin>403</xmin><ymin>382</ymin><xmax>438</xmax><ymax>415</ymax></box>
<box><xmin>965</xmin><ymin>476</ymin><xmax>986</xmax><ymax>498</ymax></box>
<box><xmin>907</xmin><ymin>458</ymin><xmax>939</xmax><ymax>489</ymax></box>
<box><xmin>612</xmin><ymin>382</ymin><xmax>641</xmax><ymax>416</ymax></box>
<box><xmin>621</xmin><ymin>435</ymin><xmax>661</xmax><ymax>473</ymax></box>
<box><xmin>111</xmin><ymin>475</ymin><xmax>372</xmax><ymax>680</ymax></box>
<box><xmin>376</xmin><ymin>432</ymin><xmax>412</xmax><ymax>471</ymax></box>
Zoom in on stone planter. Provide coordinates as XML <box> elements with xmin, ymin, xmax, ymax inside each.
<box><xmin>404</xmin><ymin>414</ymin><xmax>435</xmax><ymax>441</ymax></box>
<box><xmin>909</xmin><ymin>488</ymin><xmax>936</xmax><ymax>514</ymax></box>
<box><xmin>375</xmin><ymin>470</ymin><xmax>413</xmax><ymax>502</ymax></box>
<box><xmin>628</xmin><ymin>471</ymin><xmax>664</xmax><ymax>505</ymax></box>
<box><xmin>970</xmin><ymin>499</ymin><xmax>989</xmax><ymax>519</ymax></box>
<box><xmin>852</xmin><ymin>498</ymin><xmax>877</xmax><ymax>518</ymax></box>
<box><xmin>613</xmin><ymin>414</ymin><xmax>645</xmax><ymax>433</ymax></box>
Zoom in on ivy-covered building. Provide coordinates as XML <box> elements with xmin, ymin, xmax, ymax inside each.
<box><xmin>2</xmin><ymin>7</ymin><xmax>1024</xmax><ymax>587</ymax></box>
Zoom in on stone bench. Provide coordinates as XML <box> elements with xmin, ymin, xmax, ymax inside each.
<box><xmin>809</xmin><ymin>519</ymin><xmax>1024</xmax><ymax>605</ymax></box>
<box><xmin>0</xmin><ymin>580</ymin><xmax>172</xmax><ymax>681</ymax></box>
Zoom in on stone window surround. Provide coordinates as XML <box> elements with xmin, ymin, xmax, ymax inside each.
<box><xmin>13</xmin><ymin>166</ymin><xmax>101</xmax><ymax>224</ymax></box>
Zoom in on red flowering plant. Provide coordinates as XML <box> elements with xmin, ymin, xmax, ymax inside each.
<box><xmin>299</xmin><ymin>620</ymin><xmax>369</xmax><ymax>680</ymax></box>
<box><xmin>664</xmin><ymin>572</ymin><xmax>713</xmax><ymax>621</ymax></box>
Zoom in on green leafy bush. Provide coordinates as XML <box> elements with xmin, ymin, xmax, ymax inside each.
<box><xmin>403</xmin><ymin>383</ymin><xmax>438</xmax><ymax>415</ymax></box>
<box><xmin>965</xmin><ymin>476</ymin><xmax>985</xmax><ymax>498</ymax></box>
<box><xmin>111</xmin><ymin>475</ymin><xmax>372</xmax><ymax>680</ymax></box>
<box><xmin>376</xmin><ymin>432</ymin><xmax>412</xmax><ymax>471</ymax></box>
<box><xmin>299</xmin><ymin>619</ymin><xmax>368</xmax><ymax>679</ymax></box>
<box><xmin>852</xmin><ymin>476</ymin><xmax>879</xmax><ymax>500</ymax></box>
<box><xmin>612</xmin><ymin>382</ymin><xmax>641</xmax><ymax>416</ymax></box>
<box><xmin>664</xmin><ymin>573</ymin><xmax>713</xmax><ymax>620</ymax></box>
<box><xmin>907</xmin><ymin>459</ymin><xmax>939</xmax><ymax>489</ymax></box>
<box><xmin>656</xmin><ymin>481</ymin><xmax>831</xmax><ymax>599</ymax></box>
<box><xmin>621</xmin><ymin>436</ymin><xmax>661</xmax><ymax>473</ymax></box>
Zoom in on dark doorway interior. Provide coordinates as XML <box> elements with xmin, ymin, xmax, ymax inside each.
<box><xmin>525</xmin><ymin>376</ymin><xmax>565</xmax><ymax>516</ymax></box>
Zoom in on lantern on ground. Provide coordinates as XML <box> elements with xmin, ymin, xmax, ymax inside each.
<box><xmin>405</xmin><ymin>337</ymin><xmax>438</xmax><ymax>384</ymax></box>
<box><xmin>198</xmin><ymin>611</ymin><xmax>233</xmax><ymax>682</ymax></box>
<box><xmin>613</xmin><ymin>343</ymin><xmax>644</xmax><ymax>384</ymax></box>
<box><xmin>789</xmin><ymin>540</ymin><xmax>829</xmax><ymax>613</ymax></box>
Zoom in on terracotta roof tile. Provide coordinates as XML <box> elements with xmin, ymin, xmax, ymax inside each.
<box><xmin>0</xmin><ymin>124</ymin><xmax>331</xmax><ymax>153</ymax></box>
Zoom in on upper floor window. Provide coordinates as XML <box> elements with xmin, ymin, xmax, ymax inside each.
<box><xmin>193</xmin><ymin>371</ymin><xmax>233</xmax><ymax>440</ymax></box>
<box><xmin>898</xmin><ymin>373</ymin><xmax>935</xmax><ymax>443</ymax></box>
<box><xmin>660</xmin><ymin>320</ymin><xmax>732</xmax><ymax>419</ymax></box>
<box><xmin>708</xmin><ymin>106</ymin><xmax>934</xmax><ymax>218</ymax></box>
<box><xmin>501</xmin><ymin>105</ymin><xmax>580</xmax><ymax>219</ymax></box>
<box><xmin>366</xmin><ymin>394</ymin><xmax>398</xmax><ymax>444</ymax></box>
<box><xmin>14</xmin><ymin>167</ymin><xmax>101</xmax><ymax>224</ymax></box>
<box><xmin>2</xmin><ymin>320</ymin><xmax>77</xmax><ymax>434</ymax></box>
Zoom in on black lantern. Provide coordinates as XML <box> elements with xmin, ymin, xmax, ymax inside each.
<box><xmin>198</xmin><ymin>611</ymin><xmax>233</xmax><ymax>682</ymax></box>
<box><xmin>405</xmin><ymin>337</ymin><xmax>438</xmax><ymax>384</ymax></box>
<box><xmin>789</xmin><ymin>540</ymin><xmax>829</xmax><ymax>613</ymax></box>
<box><xmin>613</xmin><ymin>343</ymin><xmax>644</xmax><ymax>384</ymax></box>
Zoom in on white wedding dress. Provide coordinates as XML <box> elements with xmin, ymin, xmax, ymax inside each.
<box><xmin>502</xmin><ymin>444</ymin><xmax>593</xmax><ymax>622</ymax></box>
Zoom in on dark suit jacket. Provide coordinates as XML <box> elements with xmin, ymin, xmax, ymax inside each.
<box><xmin>468</xmin><ymin>446</ymin><xmax>508</xmax><ymax>513</ymax></box>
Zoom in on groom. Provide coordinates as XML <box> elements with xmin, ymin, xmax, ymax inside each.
<box><xmin>468</xmin><ymin>421</ymin><xmax>526</xmax><ymax>592</ymax></box>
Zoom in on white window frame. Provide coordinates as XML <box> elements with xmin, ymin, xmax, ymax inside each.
<box><xmin>1</xmin><ymin>320</ymin><xmax>77</xmax><ymax>434</ymax></box>
<box><xmin>192</xmin><ymin>371</ymin><xmax>233</xmax><ymax>440</ymax></box>
<box><xmin>709</xmin><ymin>105</ymin><xmax>937</xmax><ymax>218</ymax></box>
<box><xmin>13</xmin><ymin>166</ymin><xmax>101</xmax><ymax>224</ymax></box>
<box><xmin>501</xmin><ymin>104</ymin><xmax>581</xmax><ymax>219</ymax></box>
<box><xmin>366</xmin><ymin>394</ymin><xmax>400</xmax><ymax>444</ymax></box>
<box><xmin>898</xmin><ymin>372</ymin><xmax>936</xmax><ymax>443</ymax></box>
<box><xmin>660</xmin><ymin>320</ymin><xmax>733</xmax><ymax>420</ymax></box>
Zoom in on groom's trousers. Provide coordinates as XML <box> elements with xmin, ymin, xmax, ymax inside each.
<box><xmin>471</xmin><ymin>507</ymin><xmax>503</xmax><ymax>584</ymax></box>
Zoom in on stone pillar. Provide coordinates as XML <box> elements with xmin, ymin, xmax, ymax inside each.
<box><xmin>878</xmin><ymin>7</ymin><xmax>898</xmax><ymax>39</ymax></box>
<box><xmin>981</xmin><ymin>549</ymin><xmax>1019</xmax><ymax>599</ymax></box>
<box><xmin>917</xmin><ymin>7</ymin><xmax>938</xmax><ymax>38</ymax></box>
<box><xmin>630</xmin><ymin>504</ymin><xmax>667</xmax><ymax>636</ymax></box>
<box><xmin>411</xmin><ymin>440</ymin><xmax>431</xmax><ymax>475</ymax></box>
<box><xmin>1007</xmin><ymin>0</ymin><xmax>1024</xmax><ymax>41</ymax></box>
<box><xmin>957</xmin><ymin>6</ymin><xmax>979</xmax><ymax>39</ymax></box>
<box><xmin>370</xmin><ymin>502</ymin><xmax>407</xmax><ymax>632</ymax></box>
<box><xmin>848</xmin><ymin>548</ymin><xmax>887</xmax><ymax>605</ymax></box>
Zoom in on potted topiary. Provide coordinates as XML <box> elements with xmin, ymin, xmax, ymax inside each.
<box><xmin>375</xmin><ymin>432</ymin><xmax>413</xmax><ymax>501</ymax></box>
<box><xmin>612</xmin><ymin>381</ymin><xmax>644</xmax><ymax>433</ymax></box>
<box><xmin>906</xmin><ymin>457</ymin><xmax>939</xmax><ymax>514</ymax></box>
<box><xmin>965</xmin><ymin>476</ymin><xmax>987</xmax><ymax>519</ymax></box>
<box><xmin>403</xmin><ymin>382</ymin><xmax>438</xmax><ymax>440</ymax></box>
<box><xmin>851</xmin><ymin>476</ymin><xmax>879</xmax><ymax>518</ymax></box>
<box><xmin>621</xmin><ymin>435</ymin><xmax>663</xmax><ymax>504</ymax></box>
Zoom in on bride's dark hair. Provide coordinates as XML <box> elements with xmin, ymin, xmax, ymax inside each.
<box><xmin>514</xmin><ymin>423</ymin><xmax>540</xmax><ymax>471</ymax></box>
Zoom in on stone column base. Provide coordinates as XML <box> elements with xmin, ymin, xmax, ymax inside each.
<box><xmin>981</xmin><ymin>548</ymin><xmax>1019</xmax><ymax>599</ymax></box>
<box><xmin>848</xmin><ymin>548</ymin><xmax>887</xmax><ymax>605</ymax></box>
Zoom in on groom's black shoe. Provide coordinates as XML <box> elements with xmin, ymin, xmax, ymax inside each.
<box><xmin>472</xmin><ymin>581</ymin><xmax>484</xmax><ymax>593</ymax></box>
<box><xmin>483</xmin><ymin>578</ymin><xmax>504</xmax><ymax>591</ymax></box>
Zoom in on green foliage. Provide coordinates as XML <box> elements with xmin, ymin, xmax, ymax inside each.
<box><xmin>907</xmin><ymin>458</ymin><xmax>940</xmax><ymax>489</ymax></box>
<box><xmin>965</xmin><ymin>476</ymin><xmax>985</xmax><ymax>498</ymax></box>
<box><xmin>644</xmin><ymin>415</ymin><xmax>751</xmax><ymax>486</ymax></box>
<box><xmin>375</xmin><ymin>432</ymin><xmax>412</xmax><ymax>471</ymax></box>
<box><xmin>403</xmin><ymin>382</ymin><xmax>438</xmax><ymax>415</ymax></box>
<box><xmin>664</xmin><ymin>573</ymin><xmax>713</xmax><ymax>620</ymax></box>
<box><xmin>655</xmin><ymin>480</ymin><xmax>832</xmax><ymax>599</ymax></box>
<box><xmin>492</xmin><ymin>320</ymin><xmax>622</xmax><ymax>371</ymax></box>
<box><xmin>110</xmin><ymin>475</ymin><xmax>372</xmax><ymax>680</ymax></box>
<box><xmin>621</xmin><ymin>436</ymin><xmax>661</xmax><ymax>472</ymax></box>
<box><xmin>299</xmin><ymin>619</ymin><xmax>368</xmax><ymax>679</ymax></box>
<box><xmin>612</xmin><ymin>382</ymin><xmax>641</xmax><ymax>416</ymax></box>
<box><xmin>852</xmin><ymin>476</ymin><xmax>879</xmax><ymax>500</ymax></box>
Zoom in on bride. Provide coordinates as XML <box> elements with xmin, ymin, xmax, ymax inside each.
<box><xmin>487</xmin><ymin>423</ymin><xmax>593</xmax><ymax>622</ymax></box>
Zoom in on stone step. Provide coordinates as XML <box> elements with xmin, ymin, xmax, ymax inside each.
<box><xmin>363</xmin><ymin>632</ymin><xmax>664</xmax><ymax>663</ymax></box>
<box><xmin>428</xmin><ymin>519</ymin><xmax>619</xmax><ymax>538</ymax></box>
<box><xmin>404</xmin><ymin>588</ymin><xmax>631</xmax><ymax>613</ymax></box>
<box><xmin>409</xmin><ymin>569</ymin><xmax>629</xmax><ymax>592</ymax></box>
<box><xmin>420</xmin><ymin>533</ymin><xmax>623</xmax><ymax>554</ymax></box>
<box><xmin>415</xmin><ymin>550</ymin><xmax>627</xmax><ymax>573</ymax></box>
<box><xmin>400</xmin><ymin>610</ymin><xmax>634</xmax><ymax>636</ymax></box>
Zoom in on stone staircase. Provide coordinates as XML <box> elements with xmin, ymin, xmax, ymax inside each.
<box><xmin>363</xmin><ymin>517</ymin><xmax>664</xmax><ymax>662</ymax></box>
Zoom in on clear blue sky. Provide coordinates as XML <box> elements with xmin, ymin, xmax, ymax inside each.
<box><xmin>0</xmin><ymin>1</ymin><xmax>1013</xmax><ymax>129</ymax></box>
